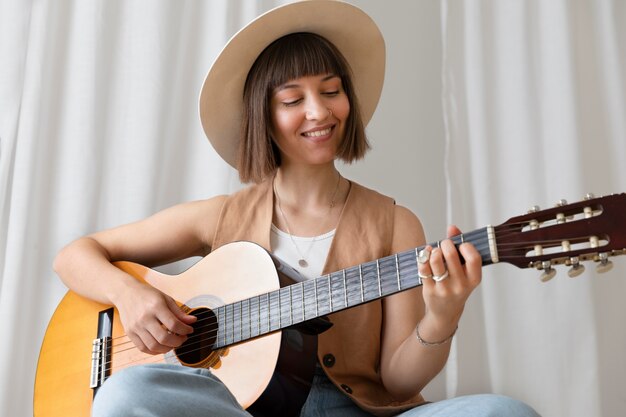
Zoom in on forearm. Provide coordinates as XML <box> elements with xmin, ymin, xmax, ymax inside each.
<box><xmin>381</xmin><ymin>313</ymin><xmax>459</xmax><ymax>400</ymax></box>
<box><xmin>53</xmin><ymin>237</ymin><xmax>142</xmax><ymax>305</ymax></box>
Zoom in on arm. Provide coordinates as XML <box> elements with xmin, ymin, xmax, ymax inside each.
<box><xmin>53</xmin><ymin>195</ymin><xmax>227</xmax><ymax>355</ymax></box>
<box><xmin>379</xmin><ymin>205</ymin><xmax>482</xmax><ymax>400</ymax></box>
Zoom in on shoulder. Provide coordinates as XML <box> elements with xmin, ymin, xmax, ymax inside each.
<box><xmin>391</xmin><ymin>204</ymin><xmax>426</xmax><ymax>253</ymax></box>
<box><xmin>349</xmin><ymin>181</ymin><xmax>395</xmax><ymax>205</ymax></box>
<box><xmin>223</xmin><ymin>179</ymin><xmax>273</xmax><ymax>206</ymax></box>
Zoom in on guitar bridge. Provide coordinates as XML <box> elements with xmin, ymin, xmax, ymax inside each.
<box><xmin>89</xmin><ymin>308</ymin><xmax>114</xmax><ymax>394</ymax></box>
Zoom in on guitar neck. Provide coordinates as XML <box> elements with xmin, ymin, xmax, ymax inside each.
<box><xmin>213</xmin><ymin>226</ymin><xmax>496</xmax><ymax>348</ymax></box>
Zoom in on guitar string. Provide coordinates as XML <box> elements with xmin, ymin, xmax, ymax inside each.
<box><xmin>102</xmin><ymin>218</ymin><xmax>592</xmax><ymax>352</ymax></box>
<box><xmin>94</xmin><ymin>242</ymin><xmax>464</xmax><ymax>369</ymax></box>
<box><xmin>101</xmin><ymin>231</ymin><xmax>569</xmax><ymax>356</ymax></box>
<box><xmin>97</xmin><ymin>228</ymin><xmax>603</xmax><ymax>370</ymax></box>
<box><xmin>105</xmin><ymin>224</ymin><xmax>577</xmax><ymax>347</ymax></box>
<box><xmin>101</xmin><ymin>233</ymin><xmax>591</xmax><ymax>363</ymax></box>
<box><xmin>98</xmin><ymin>239</ymin><xmax>502</xmax><ymax>370</ymax></box>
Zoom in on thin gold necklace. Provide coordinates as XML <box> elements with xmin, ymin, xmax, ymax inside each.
<box><xmin>273</xmin><ymin>173</ymin><xmax>341</xmax><ymax>268</ymax></box>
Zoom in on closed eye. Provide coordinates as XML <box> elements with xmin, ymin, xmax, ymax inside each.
<box><xmin>282</xmin><ymin>99</ymin><xmax>303</xmax><ymax>107</ymax></box>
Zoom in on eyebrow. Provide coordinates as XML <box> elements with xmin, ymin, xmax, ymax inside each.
<box><xmin>274</xmin><ymin>74</ymin><xmax>339</xmax><ymax>92</ymax></box>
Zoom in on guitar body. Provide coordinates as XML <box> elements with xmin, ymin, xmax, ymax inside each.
<box><xmin>34</xmin><ymin>242</ymin><xmax>317</xmax><ymax>417</ymax></box>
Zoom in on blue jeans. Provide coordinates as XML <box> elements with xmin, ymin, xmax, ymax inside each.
<box><xmin>92</xmin><ymin>364</ymin><xmax>541</xmax><ymax>417</ymax></box>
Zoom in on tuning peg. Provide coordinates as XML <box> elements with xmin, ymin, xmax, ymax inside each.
<box><xmin>567</xmin><ymin>257</ymin><xmax>585</xmax><ymax>278</ymax></box>
<box><xmin>596</xmin><ymin>252</ymin><xmax>614</xmax><ymax>273</ymax></box>
<box><xmin>540</xmin><ymin>261</ymin><xmax>557</xmax><ymax>282</ymax></box>
<box><xmin>527</xmin><ymin>205</ymin><xmax>540</xmax><ymax>214</ymax></box>
<box><xmin>584</xmin><ymin>193</ymin><xmax>595</xmax><ymax>200</ymax></box>
<box><xmin>555</xmin><ymin>199</ymin><xmax>568</xmax><ymax>206</ymax></box>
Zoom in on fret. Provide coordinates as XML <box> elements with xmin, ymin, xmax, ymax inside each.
<box><xmin>289</xmin><ymin>286</ymin><xmax>292</xmax><ymax>325</ymax></box>
<box><xmin>314</xmin><ymin>274</ymin><xmax>331</xmax><ymax>316</ymax></box>
<box><xmin>376</xmin><ymin>260</ymin><xmax>382</xmax><ymax>297</ymax></box>
<box><xmin>400</xmin><ymin>250</ymin><xmax>420</xmax><ymax>289</ymax></box>
<box><xmin>235</xmin><ymin>300</ymin><xmax>242</xmax><ymax>343</ymax></box>
<box><xmin>327</xmin><ymin>274</ymin><xmax>333</xmax><ymax>312</ymax></box>
<box><xmin>344</xmin><ymin>266</ymin><xmax>360</xmax><ymax>307</ymax></box>
<box><xmin>278</xmin><ymin>289</ymin><xmax>282</xmax><ymax>328</ymax></box>
<box><xmin>277</xmin><ymin>286</ymin><xmax>292</xmax><ymax>327</ymax></box>
<box><xmin>301</xmin><ymin>282</ymin><xmax>305</xmax><ymax>322</ymax></box>
<box><xmin>268</xmin><ymin>289</ymin><xmax>280</xmax><ymax>331</ymax></box>
<box><xmin>241</xmin><ymin>298</ymin><xmax>250</xmax><ymax>341</ymax></box>
<box><xmin>395</xmin><ymin>254</ymin><xmax>401</xmax><ymax>291</ymax></box>
<box><xmin>378</xmin><ymin>255</ymin><xmax>400</xmax><ymax>297</ymax></box>
<box><xmin>314</xmin><ymin>278</ymin><xmax>319</xmax><ymax>317</ymax></box>
<box><xmin>249</xmin><ymin>296</ymin><xmax>260</xmax><ymax>338</ymax></box>
<box><xmin>329</xmin><ymin>271</ymin><xmax>347</xmax><ymax>310</ymax></box>
<box><xmin>359</xmin><ymin>265</ymin><xmax>364</xmax><ymax>303</ymax></box>
<box><xmin>225</xmin><ymin>303</ymin><xmax>233</xmax><ymax>346</ymax></box>
<box><xmin>360</xmin><ymin>262</ymin><xmax>379</xmax><ymax>302</ymax></box>
<box><xmin>216</xmin><ymin>307</ymin><xmax>223</xmax><ymax>347</ymax></box>
<box><xmin>260</xmin><ymin>293</ymin><xmax>270</xmax><ymax>334</ymax></box>
<box><xmin>342</xmin><ymin>270</ymin><xmax>348</xmax><ymax>308</ymax></box>
<box><xmin>239</xmin><ymin>300</ymin><xmax>244</xmax><ymax>342</ymax></box>
<box><xmin>288</xmin><ymin>283</ymin><xmax>304</xmax><ymax>325</ymax></box>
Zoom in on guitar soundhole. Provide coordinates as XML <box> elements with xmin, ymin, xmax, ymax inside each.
<box><xmin>175</xmin><ymin>307</ymin><xmax>217</xmax><ymax>367</ymax></box>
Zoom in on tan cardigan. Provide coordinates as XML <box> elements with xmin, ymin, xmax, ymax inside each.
<box><xmin>211</xmin><ymin>178</ymin><xmax>425</xmax><ymax>416</ymax></box>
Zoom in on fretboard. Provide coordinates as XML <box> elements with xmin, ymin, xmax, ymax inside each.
<box><xmin>214</xmin><ymin>226</ymin><xmax>495</xmax><ymax>348</ymax></box>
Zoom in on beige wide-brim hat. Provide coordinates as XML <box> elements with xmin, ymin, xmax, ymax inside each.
<box><xmin>199</xmin><ymin>0</ymin><xmax>385</xmax><ymax>168</ymax></box>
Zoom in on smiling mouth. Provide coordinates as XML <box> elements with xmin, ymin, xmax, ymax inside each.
<box><xmin>302</xmin><ymin>127</ymin><xmax>332</xmax><ymax>138</ymax></box>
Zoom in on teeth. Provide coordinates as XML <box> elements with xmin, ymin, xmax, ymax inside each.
<box><xmin>303</xmin><ymin>127</ymin><xmax>331</xmax><ymax>137</ymax></box>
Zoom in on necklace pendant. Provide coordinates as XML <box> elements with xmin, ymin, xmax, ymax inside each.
<box><xmin>298</xmin><ymin>259</ymin><xmax>309</xmax><ymax>268</ymax></box>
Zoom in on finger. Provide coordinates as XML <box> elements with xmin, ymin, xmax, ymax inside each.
<box><xmin>429</xmin><ymin>247</ymin><xmax>448</xmax><ymax>281</ymax></box>
<box><xmin>447</xmin><ymin>224</ymin><xmax>462</xmax><ymax>238</ymax></box>
<box><xmin>459</xmin><ymin>242</ymin><xmax>482</xmax><ymax>286</ymax></box>
<box><xmin>440</xmin><ymin>239</ymin><xmax>464</xmax><ymax>282</ymax></box>
<box><xmin>145</xmin><ymin>319</ymin><xmax>186</xmax><ymax>350</ymax></box>
<box><xmin>166</xmin><ymin>297</ymin><xmax>198</xmax><ymax>324</ymax></box>
<box><xmin>127</xmin><ymin>332</ymin><xmax>149</xmax><ymax>354</ymax></box>
<box><xmin>417</xmin><ymin>246</ymin><xmax>434</xmax><ymax>285</ymax></box>
<box><xmin>136</xmin><ymin>327</ymin><xmax>173</xmax><ymax>354</ymax></box>
<box><xmin>160</xmin><ymin>298</ymin><xmax>196</xmax><ymax>336</ymax></box>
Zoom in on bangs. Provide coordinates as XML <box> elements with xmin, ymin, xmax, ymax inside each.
<box><xmin>264</xmin><ymin>33</ymin><xmax>348</xmax><ymax>91</ymax></box>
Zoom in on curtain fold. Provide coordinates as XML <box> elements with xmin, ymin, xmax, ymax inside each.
<box><xmin>441</xmin><ymin>1</ymin><xmax>626</xmax><ymax>416</ymax></box>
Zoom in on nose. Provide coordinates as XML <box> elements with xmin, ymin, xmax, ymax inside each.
<box><xmin>305</xmin><ymin>97</ymin><xmax>331</xmax><ymax>121</ymax></box>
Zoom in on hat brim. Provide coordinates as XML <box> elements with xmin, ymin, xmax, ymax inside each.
<box><xmin>199</xmin><ymin>0</ymin><xmax>385</xmax><ymax>169</ymax></box>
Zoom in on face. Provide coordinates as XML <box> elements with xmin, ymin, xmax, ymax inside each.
<box><xmin>270</xmin><ymin>74</ymin><xmax>350</xmax><ymax>167</ymax></box>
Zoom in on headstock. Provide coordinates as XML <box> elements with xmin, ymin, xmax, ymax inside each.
<box><xmin>494</xmin><ymin>193</ymin><xmax>626</xmax><ymax>281</ymax></box>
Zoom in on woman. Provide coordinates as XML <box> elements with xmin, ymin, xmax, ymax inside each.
<box><xmin>54</xmin><ymin>1</ymin><xmax>540</xmax><ymax>416</ymax></box>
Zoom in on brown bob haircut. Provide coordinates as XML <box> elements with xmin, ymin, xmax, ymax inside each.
<box><xmin>238</xmin><ymin>32</ymin><xmax>370</xmax><ymax>183</ymax></box>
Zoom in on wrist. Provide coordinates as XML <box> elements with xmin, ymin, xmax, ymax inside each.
<box><xmin>415</xmin><ymin>320</ymin><xmax>457</xmax><ymax>347</ymax></box>
<box><xmin>415</xmin><ymin>313</ymin><xmax>460</xmax><ymax>347</ymax></box>
<box><xmin>105</xmin><ymin>270</ymin><xmax>144</xmax><ymax>306</ymax></box>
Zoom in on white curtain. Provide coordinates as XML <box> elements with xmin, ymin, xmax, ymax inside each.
<box><xmin>1</xmin><ymin>1</ymin><xmax>624</xmax><ymax>416</ymax></box>
<box><xmin>440</xmin><ymin>1</ymin><xmax>626</xmax><ymax>417</ymax></box>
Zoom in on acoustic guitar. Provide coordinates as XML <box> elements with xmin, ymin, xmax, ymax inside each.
<box><xmin>34</xmin><ymin>193</ymin><xmax>626</xmax><ymax>416</ymax></box>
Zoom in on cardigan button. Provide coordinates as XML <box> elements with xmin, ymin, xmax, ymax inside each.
<box><xmin>322</xmin><ymin>354</ymin><xmax>336</xmax><ymax>368</ymax></box>
<box><xmin>340</xmin><ymin>384</ymin><xmax>353</xmax><ymax>394</ymax></box>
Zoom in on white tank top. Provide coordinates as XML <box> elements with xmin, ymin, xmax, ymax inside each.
<box><xmin>270</xmin><ymin>224</ymin><xmax>335</xmax><ymax>281</ymax></box>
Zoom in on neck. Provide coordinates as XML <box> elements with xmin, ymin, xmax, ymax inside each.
<box><xmin>272</xmin><ymin>163</ymin><xmax>349</xmax><ymax>237</ymax></box>
<box><xmin>274</xmin><ymin>163</ymin><xmax>345</xmax><ymax>209</ymax></box>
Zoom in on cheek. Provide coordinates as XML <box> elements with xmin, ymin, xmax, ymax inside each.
<box><xmin>335</xmin><ymin>97</ymin><xmax>351</xmax><ymax>121</ymax></box>
<box><xmin>271</xmin><ymin>112</ymin><xmax>298</xmax><ymax>138</ymax></box>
